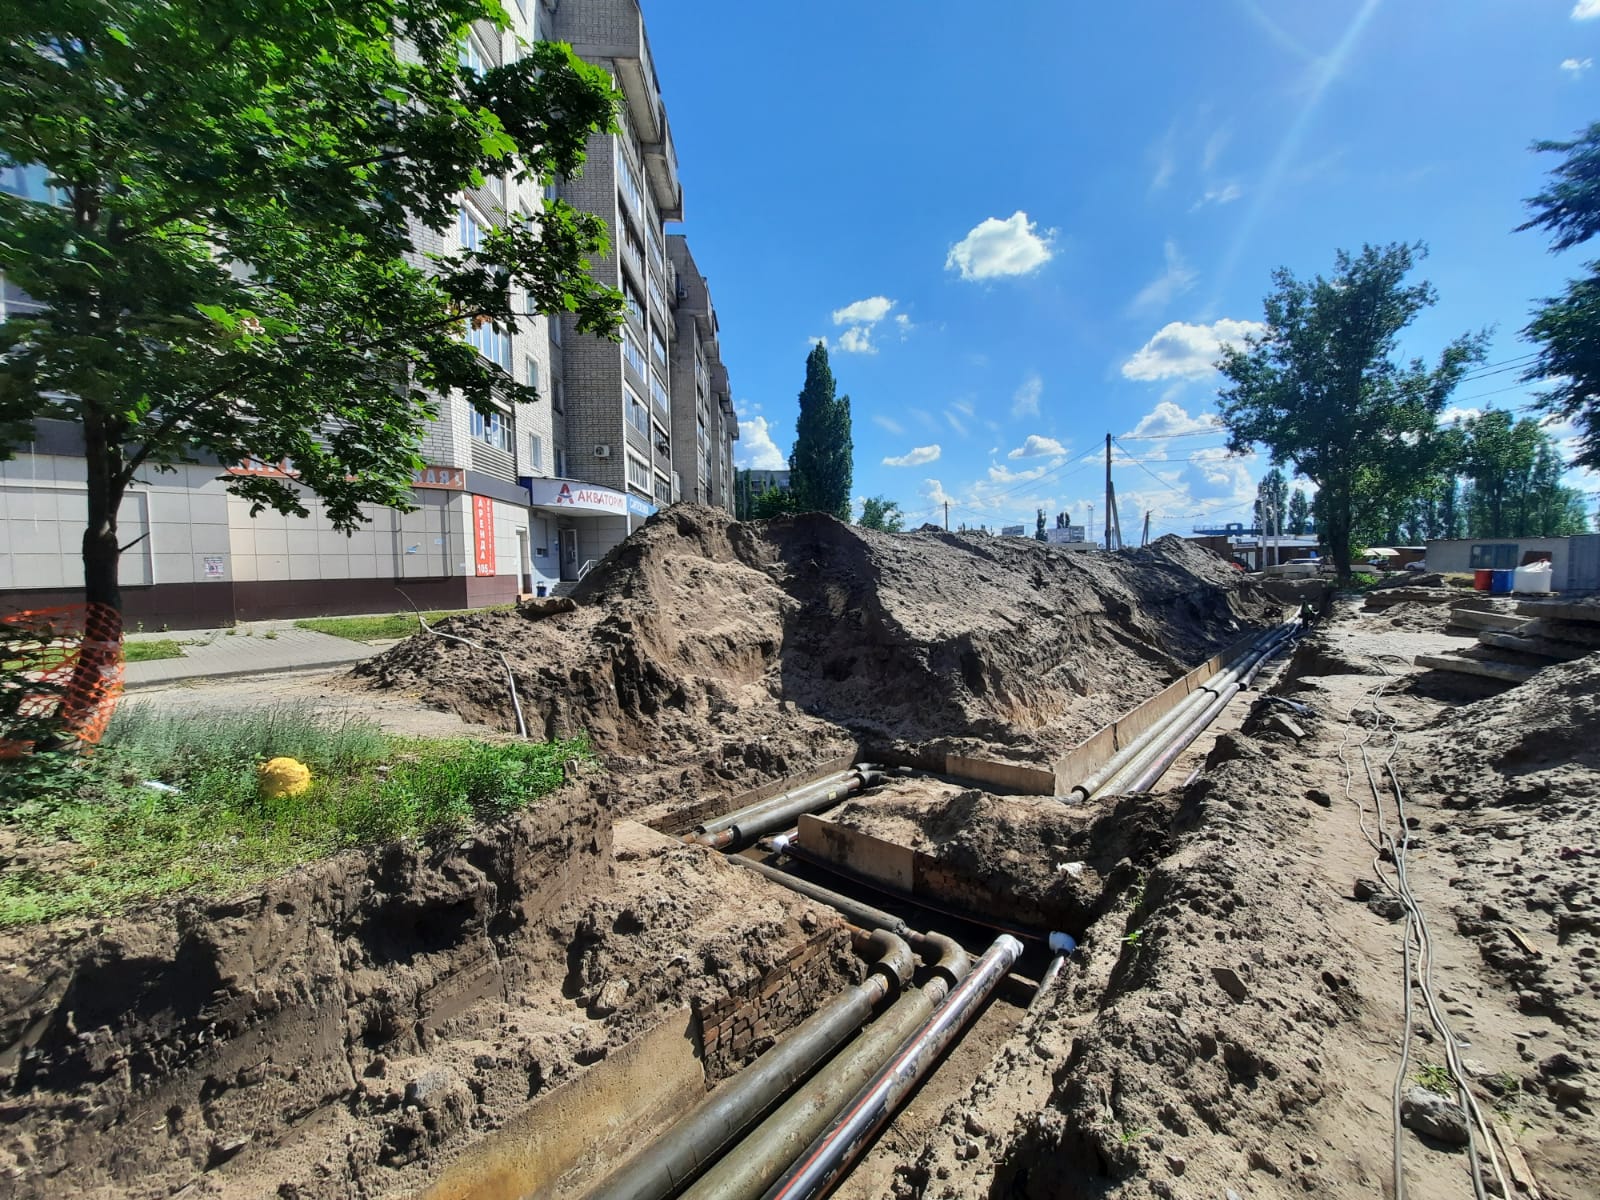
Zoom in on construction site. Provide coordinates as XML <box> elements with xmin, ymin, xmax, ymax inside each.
<box><xmin>2</xmin><ymin>507</ymin><xmax>1597</xmax><ymax>1200</ymax></box>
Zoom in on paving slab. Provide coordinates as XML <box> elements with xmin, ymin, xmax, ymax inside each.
<box><xmin>124</xmin><ymin>624</ymin><xmax>375</xmax><ymax>687</ymax></box>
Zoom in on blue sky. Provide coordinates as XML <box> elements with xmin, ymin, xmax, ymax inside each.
<box><xmin>643</xmin><ymin>0</ymin><xmax>1600</xmax><ymax>537</ymax></box>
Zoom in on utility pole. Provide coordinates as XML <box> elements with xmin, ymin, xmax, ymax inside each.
<box><xmin>1142</xmin><ymin>509</ymin><xmax>1151</xmax><ymax>547</ymax></box>
<box><xmin>1087</xmin><ymin>503</ymin><xmax>1094</xmax><ymax>545</ymax></box>
<box><xmin>1105</xmin><ymin>433</ymin><xmax>1113</xmax><ymax>551</ymax></box>
<box><xmin>943</xmin><ymin>500</ymin><xmax>949</xmax><ymax>531</ymax></box>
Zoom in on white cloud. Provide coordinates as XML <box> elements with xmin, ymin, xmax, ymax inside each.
<box><xmin>808</xmin><ymin>334</ymin><xmax>828</xmax><ymax>349</ymax></box>
<box><xmin>837</xmin><ymin>325</ymin><xmax>876</xmax><ymax>355</ymax></box>
<box><xmin>1130</xmin><ymin>240</ymin><xmax>1198</xmax><ymax>313</ymax></box>
<box><xmin>1574</xmin><ymin>0</ymin><xmax>1600</xmax><ymax>20</ymax></box>
<box><xmin>872</xmin><ymin>413</ymin><xmax>906</xmax><ymax>435</ymax></box>
<box><xmin>883</xmin><ymin>444</ymin><xmax>942</xmax><ymax>468</ymax></box>
<box><xmin>1440</xmin><ymin>406</ymin><xmax>1483</xmax><ymax>426</ymax></box>
<box><xmin>1125</xmin><ymin>399</ymin><xmax>1221</xmax><ymax>439</ymax></box>
<box><xmin>1149</xmin><ymin>125</ymin><xmax>1177</xmax><ymax>191</ymax></box>
<box><xmin>1008</xmin><ymin>434</ymin><xmax>1068</xmax><ymax>460</ymax></box>
<box><xmin>945</xmin><ymin>211</ymin><xmax>1056</xmax><ymax>281</ymax></box>
<box><xmin>1193</xmin><ymin>182</ymin><xmax>1244</xmax><ymax>209</ymax></box>
<box><xmin>987</xmin><ymin>462</ymin><xmax>1049</xmax><ymax>484</ymax></box>
<box><xmin>1562</xmin><ymin>56</ymin><xmax>1593</xmax><ymax>76</ymax></box>
<box><xmin>832</xmin><ymin>296</ymin><xmax>895</xmax><ymax>326</ymax></box>
<box><xmin>945</xmin><ymin>407</ymin><xmax>969</xmax><ymax>437</ymax></box>
<box><xmin>894</xmin><ymin>313</ymin><xmax>915</xmax><ymax>339</ymax></box>
<box><xmin>735</xmin><ymin>412</ymin><xmax>786</xmax><ymax>471</ymax></box>
<box><xmin>921</xmin><ymin>478</ymin><xmax>956</xmax><ymax>507</ymax></box>
<box><xmin>1202</xmin><ymin>126</ymin><xmax>1231</xmax><ymax>173</ymax></box>
<box><xmin>1121</xmin><ymin>318</ymin><xmax>1266</xmax><ymax>381</ymax></box>
<box><xmin>951</xmin><ymin>398</ymin><xmax>976</xmax><ymax>417</ymax></box>
<box><xmin>1012</xmin><ymin>371</ymin><xmax>1043</xmax><ymax>419</ymax></box>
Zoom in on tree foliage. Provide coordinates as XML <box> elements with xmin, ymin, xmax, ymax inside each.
<box><xmin>1459</xmin><ymin>410</ymin><xmax>1589</xmax><ymax>537</ymax></box>
<box><xmin>1521</xmin><ymin>122</ymin><xmax>1600</xmax><ymax>471</ymax></box>
<box><xmin>752</xmin><ymin>484</ymin><xmax>796</xmax><ymax>520</ymax></box>
<box><xmin>1252</xmin><ymin>467</ymin><xmax>1288</xmax><ymax>536</ymax></box>
<box><xmin>0</xmin><ymin>0</ymin><xmax>624</xmax><ymax>622</ymax></box>
<box><xmin>1216</xmin><ymin>243</ymin><xmax>1487</xmax><ymax>577</ymax></box>
<box><xmin>858</xmin><ymin>495</ymin><xmax>904</xmax><ymax>532</ymax></box>
<box><xmin>1286</xmin><ymin>487</ymin><xmax>1311</xmax><ymax>536</ymax></box>
<box><xmin>788</xmin><ymin>342</ymin><xmax>853</xmax><ymax>520</ymax></box>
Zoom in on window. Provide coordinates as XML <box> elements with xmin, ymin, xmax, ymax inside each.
<box><xmin>0</xmin><ymin>164</ymin><xmax>59</xmax><ymax>203</ymax></box>
<box><xmin>624</xmin><ymin>281</ymin><xmax>644</xmax><ymax>327</ymax></box>
<box><xmin>654</xmin><ymin>473</ymin><xmax>672</xmax><ymax>506</ymax></box>
<box><xmin>622</xmin><ymin>326</ymin><xmax>647</xmax><ymax>377</ymax></box>
<box><xmin>620</xmin><ymin>223</ymin><xmax>644</xmax><ymax>279</ymax></box>
<box><xmin>459</xmin><ymin>206</ymin><xmax>486</xmax><ymax>251</ymax></box>
<box><xmin>549</xmin><ymin>313</ymin><xmax>562</xmax><ymax>345</ymax></box>
<box><xmin>626</xmin><ymin>384</ymin><xmax>649</xmax><ymax>436</ymax></box>
<box><xmin>525</xmin><ymin>356</ymin><xmax>540</xmax><ymax>392</ymax></box>
<box><xmin>555</xmin><ymin>447</ymin><xmax>567</xmax><ymax>478</ymax></box>
<box><xmin>647</xmin><ymin>271</ymin><xmax>667</xmax><ymax>318</ymax></box>
<box><xmin>471</xmin><ymin>406</ymin><xmax>511</xmax><ymax>451</ymax></box>
<box><xmin>459</xmin><ymin>36</ymin><xmax>486</xmax><ymax>76</ymax></box>
<box><xmin>616</xmin><ymin>147</ymin><xmax>643</xmax><ymax>217</ymax></box>
<box><xmin>551</xmin><ymin>376</ymin><xmax>564</xmax><ymax>413</ymax></box>
<box><xmin>648</xmin><ymin>225</ymin><xmax>665</xmax><ymax>277</ymax></box>
<box><xmin>650</xmin><ymin>328</ymin><xmax>668</xmax><ymax>369</ymax></box>
<box><xmin>625</xmin><ymin>452</ymin><xmax>652</xmax><ymax>494</ymax></box>
<box><xmin>527</xmin><ymin>432</ymin><xmax>544</xmax><ymax>474</ymax></box>
<box><xmin>1469</xmin><ymin>544</ymin><xmax>1520</xmax><ymax>571</ymax></box>
<box><xmin>467</xmin><ymin>317</ymin><xmax>511</xmax><ymax>368</ymax></box>
<box><xmin>1</xmin><ymin>275</ymin><xmax>45</xmax><ymax>321</ymax></box>
<box><xmin>650</xmin><ymin>372</ymin><xmax>669</xmax><ymax>416</ymax></box>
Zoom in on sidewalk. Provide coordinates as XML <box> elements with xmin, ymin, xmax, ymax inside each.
<box><xmin>124</xmin><ymin>621</ymin><xmax>383</xmax><ymax>688</ymax></box>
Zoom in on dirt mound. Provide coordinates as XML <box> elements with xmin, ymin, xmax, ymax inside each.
<box><xmin>355</xmin><ymin>508</ymin><xmax>1278</xmax><ymax>810</ymax></box>
<box><xmin>1408</xmin><ymin>652</ymin><xmax>1600</xmax><ymax>809</ymax></box>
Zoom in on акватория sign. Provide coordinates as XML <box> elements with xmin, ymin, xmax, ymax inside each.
<box><xmin>525</xmin><ymin>478</ymin><xmax>656</xmax><ymax>519</ymax></box>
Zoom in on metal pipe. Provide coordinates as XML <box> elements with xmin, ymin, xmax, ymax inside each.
<box><xmin>1088</xmin><ymin>620</ymin><xmax>1299</xmax><ymax>800</ymax></box>
<box><xmin>724</xmin><ymin>856</ymin><xmax>971</xmax><ymax>984</ymax></box>
<box><xmin>1026</xmin><ymin>953</ymin><xmax>1070</xmax><ymax>1015</ymax></box>
<box><xmin>1068</xmin><ymin>628</ymin><xmax>1276</xmax><ymax>801</ymax></box>
<box><xmin>762</xmin><ymin>934</ymin><xmax>1026</xmax><ymax>1200</ymax></box>
<box><xmin>696</xmin><ymin>768</ymin><xmax>869</xmax><ymax>837</ymax></box>
<box><xmin>1121</xmin><ymin>681</ymin><xmax>1238</xmax><ymax>794</ymax></box>
<box><xmin>580</xmin><ymin>929</ymin><xmax>914</xmax><ymax>1200</ymax></box>
<box><xmin>693</xmin><ymin>767</ymin><xmax>884</xmax><ymax>850</ymax></box>
<box><xmin>681</xmin><ymin>984</ymin><xmax>952</xmax><ymax>1200</ymax></box>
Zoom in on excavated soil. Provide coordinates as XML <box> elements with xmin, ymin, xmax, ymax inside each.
<box><xmin>354</xmin><ymin>507</ymin><xmax>1278</xmax><ymax>813</ymax></box>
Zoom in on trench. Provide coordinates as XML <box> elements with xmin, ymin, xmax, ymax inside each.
<box><xmin>416</xmin><ymin>619</ymin><xmax>1299</xmax><ymax>1200</ymax></box>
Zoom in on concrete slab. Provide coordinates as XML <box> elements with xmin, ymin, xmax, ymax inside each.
<box><xmin>123</xmin><ymin>624</ymin><xmax>373</xmax><ymax>688</ymax></box>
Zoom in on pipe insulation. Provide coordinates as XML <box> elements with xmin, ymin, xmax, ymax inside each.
<box><xmin>762</xmin><ymin>934</ymin><xmax>1026</xmax><ymax>1200</ymax></box>
<box><xmin>692</xmin><ymin>766</ymin><xmax>885</xmax><ymax>850</ymax></box>
<box><xmin>580</xmin><ymin>928</ymin><xmax>914</xmax><ymax>1200</ymax></box>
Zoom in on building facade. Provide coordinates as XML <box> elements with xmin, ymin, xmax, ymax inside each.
<box><xmin>1425</xmin><ymin>535</ymin><xmax>1600</xmax><ymax>593</ymax></box>
<box><xmin>0</xmin><ymin>0</ymin><xmax>738</xmax><ymax>628</ymax></box>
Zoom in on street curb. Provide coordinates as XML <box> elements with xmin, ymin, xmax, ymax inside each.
<box><xmin>123</xmin><ymin>655</ymin><xmax>373</xmax><ymax>691</ymax></box>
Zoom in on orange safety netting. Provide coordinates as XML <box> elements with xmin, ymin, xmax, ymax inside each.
<box><xmin>0</xmin><ymin>604</ymin><xmax>124</xmax><ymax>758</ymax></box>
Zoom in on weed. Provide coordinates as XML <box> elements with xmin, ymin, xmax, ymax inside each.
<box><xmin>262</xmin><ymin>630</ymin><xmax>278</xmax><ymax>640</ymax></box>
<box><xmin>295</xmin><ymin>606</ymin><xmax>512</xmax><ymax>644</ymax></box>
<box><xmin>1123</xmin><ymin>928</ymin><xmax>1144</xmax><ymax>946</ymax></box>
<box><xmin>1415</xmin><ymin>1062</ymin><xmax>1454</xmax><ymax>1096</ymax></box>
<box><xmin>0</xmin><ymin>706</ymin><xmax>589</xmax><ymax>927</ymax></box>
<box><xmin>1117</xmin><ymin>1126</ymin><xmax>1148</xmax><ymax>1145</ymax></box>
<box><xmin>124</xmin><ymin>639</ymin><xmax>185</xmax><ymax>664</ymax></box>
<box><xmin>225</xmin><ymin>629</ymin><xmax>237</xmax><ymax>636</ymax></box>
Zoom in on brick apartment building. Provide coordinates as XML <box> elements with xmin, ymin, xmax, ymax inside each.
<box><xmin>0</xmin><ymin>0</ymin><xmax>736</xmax><ymax>629</ymax></box>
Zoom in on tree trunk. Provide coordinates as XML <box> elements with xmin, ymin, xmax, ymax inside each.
<box><xmin>61</xmin><ymin>413</ymin><xmax>125</xmax><ymax>736</ymax></box>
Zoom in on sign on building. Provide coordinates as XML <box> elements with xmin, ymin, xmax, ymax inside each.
<box><xmin>472</xmin><ymin>495</ymin><xmax>496</xmax><ymax>577</ymax></box>
<box><xmin>1000</xmin><ymin>524</ymin><xmax>1026</xmax><ymax>537</ymax></box>
<box><xmin>1045</xmin><ymin>526</ymin><xmax>1087</xmax><ymax>545</ymax></box>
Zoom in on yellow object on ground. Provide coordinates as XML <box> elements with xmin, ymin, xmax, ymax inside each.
<box><xmin>258</xmin><ymin>756</ymin><xmax>313</xmax><ymax>798</ymax></box>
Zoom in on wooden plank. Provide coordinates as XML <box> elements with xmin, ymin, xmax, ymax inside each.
<box><xmin>942</xmin><ymin>754</ymin><xmax>1057</xmax><ymax>796</ymax></box>
<box><xmin>1515</xmin><ymin>599</ymin><xmax>1600</xmax><ymax>623</ymax></box>
<box><xmin>1491</xmin><ymin>1119</ymin><xmax>1543</xmax><ymax>1200</ymax></box>
<box><xmin>797</xmin><ymin>814</ymin><xmax>916</xmax><ymax>892</ymax></box>
<box><xmin>1521</xmin><ymin>617</ymin><xmax>1600</xmax><ymax>648</ymax></box>
<box><xmin>1476</xmin><ymin>630</ymin><xmax>1592</xmax><ymax>662</ymax></box>
<box><xmin>1414</xmin><ymin>654</ymin><xmax>1538</xmax><ymax>684</ymax></box>
<box><xmin>1444</xmin><ymin>607</ymin><xmax>1528</xmax><ymax>632</ymax></box>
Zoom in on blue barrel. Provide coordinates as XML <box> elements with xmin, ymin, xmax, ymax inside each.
<box><xmin>1490</xmin><ymin>569</ymin><xmax>1515</xmax><ymax>595</ymax></box>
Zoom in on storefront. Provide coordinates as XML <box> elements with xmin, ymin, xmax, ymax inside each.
<box><xmin>523</xmin><ymin>478</ymin><xmax>656</xmax><ymax>586</ymax></box>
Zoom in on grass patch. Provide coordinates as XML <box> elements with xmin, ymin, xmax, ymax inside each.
<box><xmin>294</xmin><ymin>607</ymin><xmax>509</xmax><ymax>643</ymax></box>
<box><xmin>124</xmin><ymin>639</ymin><xmax>186</xmax><ymax>663</ymax></box>
<box><xmin>0</xmin><ymin>706</ymin><xmax>588</xmax><ymax>927</ymax></box>
<box><xmin>1415</xmin><ymin>1062</ymin><xmax>1455</xmax><ymax>1096</ymax></box>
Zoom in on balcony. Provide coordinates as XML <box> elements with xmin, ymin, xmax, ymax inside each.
<box><xmin>558</xmin><ymin>0</ymin><xmax>663</xmax><ymax>143</ymax></box>
<box><xmin>643</xmin><ymin>115</ymin><xmax>682</xmax><ymax>221</ymax></box>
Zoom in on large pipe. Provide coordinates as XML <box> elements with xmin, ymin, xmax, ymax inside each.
<box><xmin>725</xmin><ymin>855</ymin><xmax>971</xmax><ymax>985</ymax></box>
<box><xmin>762</xmin><ymin>934</ymin><xmax>1026</xmax><ymax>1200</ymax></box>
<box><xmin>1087</xmin><ymin>620</ymin><xmax>1299</xmax><ymax>800</ymax></box>
<box><xmin>692</xmin><ymin>766</ymin><xmax>885</xmax><ymax>850</ymax></box>
<box><xmin>1067</xmin><ymin>628</ymin><xmax>1277</xmax><ymax>801</ymax></box>
<box><xmin>580</xmin><ymin>928</ymin><xmax>914</xmax><ymax>1200</ymax></box>
<box><xmin>681</xmin><ymin>984</ymin><xmax>953</xmax><ymax>1200</ymax></box>
<box><xmin>696</xmin><ymin>768</ymin><xmax>870</xmax><ymax>837</ymax></box>
<box><xmin>1112</xmin><ymin>621</ymin><xmax>1301</xmax><ymax>796</ymax></box>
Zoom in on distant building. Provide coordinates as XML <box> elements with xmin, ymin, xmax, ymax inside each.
<box><xmin>744</xmin><ymin>470</ymin><xmax>790</xmax><ymax>494</ymax></box>
<box><xmin>1425</xmin><ymin>535</ymin><xmax>1600</xmax><ymax>593</ymax></box>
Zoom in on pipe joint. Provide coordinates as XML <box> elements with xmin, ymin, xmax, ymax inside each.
<box><xmin>912</xmin><ymin>931</ymin><xmax>971</xmax><ymax>989</ymax></box>
<box><xmin>852</xmin><ymin>928</ymin><xmax>915</xmax><ymax>990</ymax></box>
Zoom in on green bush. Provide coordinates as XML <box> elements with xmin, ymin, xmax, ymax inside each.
<box><xmin>0</xmin><ymin>705</ymin><xmax>588</xmax><ymax>927</ymax></box>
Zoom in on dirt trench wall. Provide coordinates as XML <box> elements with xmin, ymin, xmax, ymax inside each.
<box><xmin>0</xmin><ymin>786</ymin><xmax>610</xmax><ymax>1199</ymax></box>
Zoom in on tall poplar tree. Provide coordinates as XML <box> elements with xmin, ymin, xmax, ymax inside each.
<box><xmin>788</xmin><ymin>342</ymin><xmax>853</xmax><ymax>520</ymax></box>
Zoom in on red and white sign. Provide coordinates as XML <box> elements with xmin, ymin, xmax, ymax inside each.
<box><xmin>526</xmin><ymin>477</ymin><xmax>629</xmax><ymax>515</ymax></box>
<box><xmin>472</xmin><ymin>495</ymin><xmax>497</xmax><ymax>577</ymax></box>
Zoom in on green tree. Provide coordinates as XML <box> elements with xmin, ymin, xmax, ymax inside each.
<box><xmin>1216</xmin><ymin>243</ymin><xmax>1487</xmax><ymax>577</ymax></box>
<box><xmin>1286</xmin><ymin>487</ymin><xmax>1311</xmax><ymax>536</ymax></box>
<box><xmin>858</xmin><ymin>495</ymin><xmax>904</xmax><ymax>532</ymax></box>
<box><xmin>1520</xmin><ymin>122</ymin><xmax>1600</xmax><ymax>470</ymax></box>
<box><xmin>1253</xmin><ymin>466</ymin><xmax>1289</xmax><ymax>536</ymax></box>
<box><xmin>788</xmin><ymin>343</ymin><xmax>853</xmax><ymax>519</ymax></box>
<box><xmin>752</xmin><ymin>485</ymin><xmax>796</xmax><ymax>519</ymax></box>
<box><xmin>1460</xmin><ymin>411</ymin><xmax>1589</xmax><ymax>537</ymax></box>
<box><xmin>0</xmin><ymin>1</ymin><xmax>622</xmax><ymax>653</ymax></box>
<box><xmin>1034</xmin><ymin>507</ymin><xmax>1047</xmax><ymax>541</ymax></box>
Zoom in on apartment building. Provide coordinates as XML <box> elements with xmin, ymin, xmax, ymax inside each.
<box><xmin>0</xmin><ymin>0</ymin><xmax>737</xmax><ymax>629</ymax></box>
<box><xmin>666</xmin><ymin>236</ymin><xmax>738</xmax><ymax>509</ymax></box>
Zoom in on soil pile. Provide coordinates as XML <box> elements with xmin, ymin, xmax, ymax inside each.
<box><xmin>355</xmin><ymin>507</ymin><xmax>1278</xmax><ymax>807</ymax></box>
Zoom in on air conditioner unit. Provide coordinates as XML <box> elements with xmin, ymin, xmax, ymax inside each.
<box><xmin>593</xmin><ymin>444</ymin><xmax>612</xmax><ymax>459</ymax></box>
<box><xmin>656</xmin><ymin>440</ymin><xmax>670</xmax><ymax>456</ymax></box>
